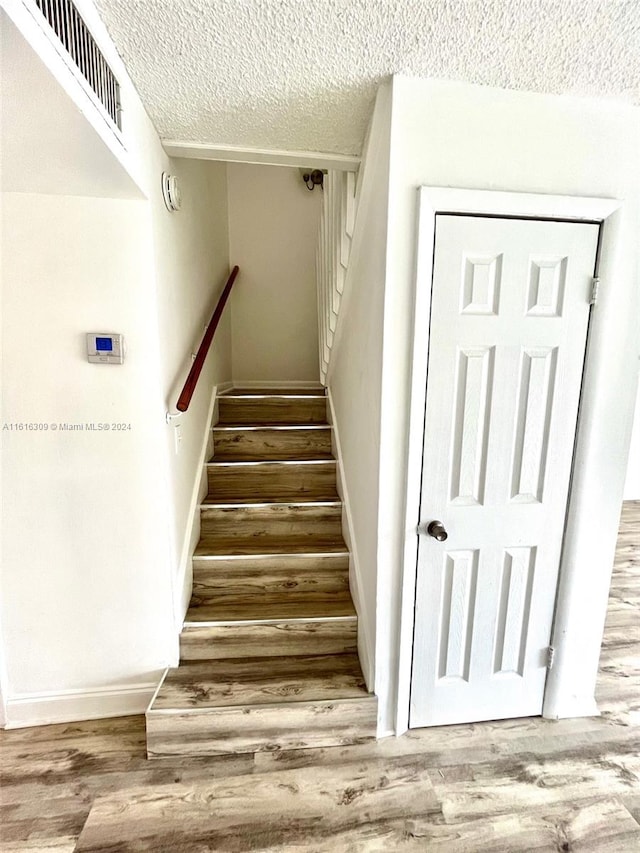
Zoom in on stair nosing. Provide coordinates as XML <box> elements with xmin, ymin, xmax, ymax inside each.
<box><xmin>147</xmin><ymin>694</ymin><xmax>372</xmax><ymax>717</ymax></box>
<box><xmin>224</xmin><ymin>393</ymin><xmax>327</xmax><ymax>400</ymax></box>
<box><xmin>183</xmin><ymin>614</ymin><xmax>357</xmax><ymax>628</ymax></box>
<box><xmin>212</xmin><ymin>425</ymin><xmax>331</xmax><ymax>431</ymax></box>
<box><xmin>207</xmin><ymin>460</ymin><xmax>335</xmax><ymax>467</ymax></box>
<box><xmin>200</xmin><ymin>500</ymin><xmax>341</xmax><ymax>509</ymax></box>
<box><xmin>192</xmin><ymin>551</ymin><xmax>350</xmax><ymax>561</ymax></box>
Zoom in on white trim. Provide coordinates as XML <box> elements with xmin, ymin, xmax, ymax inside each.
<box><xmin>4</xmin><ymin>682</ymin><xmax>157</xmax><ymax>729</ymax></box>
<box><xmin>543</xmin><ymin>203</ymin><xmax>634</xmax><ymax>721</ymax></box>
<box><xmin>174</xmin><ymin>384</ymin><xmax>222</xmax><ymax>629</ymax></box>
<box><xmin>326</xmin><ymin>387</ymin><xmax>375</xmax><ymax>690</ymax></box>
<box><xmin>0</xmin><ymin>608</ymin><xmax>9</xmax><ymax>727</ymax></box>
<box><xmin>397</xmin><ymin>186</ymin><xmax>625</xmax><ymax>736</ymax></box>
<box><xmin>145</xmin><ymin>668</ymin><xmax>170</xmax><ymax>715</ymax></box>
<box><xmin>162</xmin><ymin>141</ymin><xmax>360</xmax><ymax>171</ymax></box>
<box><xmin>410</xmin><ymin>187</ymin><xmax>620</xmax><ymax>223</ymax></box>
<box><xmin>544</xmin><ymin>695</ymin><xmax>600</xmax><ymax>721</ymax></box>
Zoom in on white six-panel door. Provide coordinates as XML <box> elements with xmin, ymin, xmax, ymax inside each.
<box><xmin>409</xmin><ymin>214</ymin><xmax>599</xmax><ymax>728</ymax></box>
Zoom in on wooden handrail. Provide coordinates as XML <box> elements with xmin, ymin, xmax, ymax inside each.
<box><xmin>176</xmin><ymin>266</ymin><xmax>239</xmax><ymax>412</ymax></box>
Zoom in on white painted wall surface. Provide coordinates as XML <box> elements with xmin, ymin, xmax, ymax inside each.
<box><xmin>0</xmin><ymin>6</ymin><xmax>232</xmax><ymax>725</ymax></box>
<box><xmin>151</xmin><ymin>158</ymin><xmax>231</xmax><ymax>623</ymax></box>
<box><xmin>326</xmin><ymin>82</ymin><xmax>392</xmax><ymax>707</ymax></box>
<box><xmin>1</xmin><ymin>193</ymin><xmax>169</xmax><ymax>695</ymax></box>
<box><xmin>227</xmin><ymin>164</ymin><xmax>321</xmax><ymax>382</ymax></box>
<box><xmin>377</xmin><ymin>77</ymin><xmax>640</xmax><ymax>733</ymax></box>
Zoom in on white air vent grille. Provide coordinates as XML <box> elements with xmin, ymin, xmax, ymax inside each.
<box><xmin>33</xmin><ymin>0</ymin><xmax>121</xmax><ymax>130</ymax></box>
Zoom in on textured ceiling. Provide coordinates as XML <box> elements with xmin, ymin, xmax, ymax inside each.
<box><xmin>95</xmin><ymin>0</ymin><xmax>640</xmax><ymax>156</ymax></box>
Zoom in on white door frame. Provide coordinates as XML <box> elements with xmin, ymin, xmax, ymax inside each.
<box><xmin>396</xmin><ymin>187</ymin><xmax>625</xmax><ymax>735</ymax></box>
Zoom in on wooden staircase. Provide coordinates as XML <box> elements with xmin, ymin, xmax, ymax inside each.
<box><xmin>146</xmin><ymin>388</ymin><xmax>377</xmax><ymax>757</ymax></box>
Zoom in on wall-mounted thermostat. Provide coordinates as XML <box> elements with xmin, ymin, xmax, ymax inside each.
<box><xmin>87</xmin><ymin>333</ymin><xmax>125</xmax><ymax>364</ymax></box>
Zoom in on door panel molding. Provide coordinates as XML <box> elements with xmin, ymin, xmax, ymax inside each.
<box><xmin>396</xmin><ymin>187</ymin><xmax>623</xmax><ymax>735</ymax></box>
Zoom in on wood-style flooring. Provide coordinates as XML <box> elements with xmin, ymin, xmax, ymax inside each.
<box><xmin>1</xmin><ymin>501</ymin><xmax>638</xmax><ymax>852</ymax></box>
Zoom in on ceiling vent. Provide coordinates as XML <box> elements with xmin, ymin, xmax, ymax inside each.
<box><xmin>32</xmin><ymin>0</ymin><xmax>122</xmax><ymax>131</ymax></box>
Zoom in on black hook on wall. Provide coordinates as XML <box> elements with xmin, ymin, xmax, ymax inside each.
<box><xmin>302</xmin><ymin>169</ymin><xmax>325</xmax><ymax>191</ymax></box>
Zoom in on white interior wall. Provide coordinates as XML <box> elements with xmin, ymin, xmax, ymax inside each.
<box><xmin>227</xmin><ymin>164</ymin><xmax>321</xmax><ymax>383</ymax></box>
<box><xmin>328</xmin><ymin>75</ymin><xmax>639</xmax><ymax>736</ymax></box>
<box><xmin>378</xmin><ymin>77</ymin><xmax>640</xmax><ymax>733</ymax></box>
<box><xmin>1</xmin><ymin>193</ymin><xmax>170</xmax><ymax>696</ymax></box>
<box><xmin>151</xmin><ymin>157</ymin><xmax>231</xmax><ymax>623</ymax></box>
<box><xmin>326</xmin><ymin>83</ymin><xmax>393</xmax><ymax>703</ymax></box>
<box><xmin>0</xmin><ymin>5</ymin><xmax>232</xmax><ymax>725</ymax></box>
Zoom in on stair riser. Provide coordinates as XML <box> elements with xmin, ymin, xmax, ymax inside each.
<box><xmin>218</xmin><ymin>397</ymin><xmax>327</xmax><ymax>425</ymax></box>
<box><xmin>207</xmin><ymin>462</ymin><xmax>337</xmax><ymax>501</ymax></box>
<box><xmin>212</xmin><ymin>428</ymin><xmax>333</xmax><ymax>460</ymax></box>
<box><xmin>192</xmin><ymin>570</ymin><xmax>350</xmax><ymax>600</ymax></box>
<box><xmin>199</xmin><ymin>504</ymin><xmax>342</xmax><ymax>540</ymax></box>
<box><xmin>180</xmin><ymin>621</ymin><xmax>357</xmax><ymax>660</ymax></box>
<box><xmin>146</xmin><ymin>698</ymin><xmax>377</xmax><ymax>758</ymax></box>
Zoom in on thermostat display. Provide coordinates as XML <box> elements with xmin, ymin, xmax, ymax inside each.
<box><xmin>95</xmin><ymin>337</ymin><xmax>113</xmax><ymax>352</ymax></box>
<box><xmin>87</xmin><ymin>333</ymin><xmax>124</xmax><ymax>364</ymax></box>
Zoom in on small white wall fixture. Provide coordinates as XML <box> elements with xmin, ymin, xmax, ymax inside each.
<box><xmin>397</xmin><ymin>186</ymin><xmax>629</xmax><ymax>735</ymax></box>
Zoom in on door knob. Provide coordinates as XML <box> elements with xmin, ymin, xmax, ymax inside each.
<box><xmin>426</xmin><ymin>520</ymin><xmax>448</xmax><ymax>541</ymax></box>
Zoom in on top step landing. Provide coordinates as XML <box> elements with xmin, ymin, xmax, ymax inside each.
<box><xmin>221</xmin><ymin>387</ymin><xmax>326</xmax><ymax>396</ymax></box>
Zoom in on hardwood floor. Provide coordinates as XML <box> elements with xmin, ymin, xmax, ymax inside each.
<box><xmin>1</xmin><ymin>501</ymin><xmax>638</xmax><ymax>851</ymax></box>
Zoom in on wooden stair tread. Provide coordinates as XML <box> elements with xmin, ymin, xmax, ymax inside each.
<box><xmin>185</xmin><ymin>594</ymin><xmax>356</xmax><ymax>622</ymax></box>
<box><xmin>194</xmin><ymin>537</ymin><xmax>347</xmax><ymax>556</ymax></box>
<box><xmin>212</xmin><ymin>450</ymin><xmax>335</xmax><ymax>462</ymax></box>
<box><xmin>149</xmin><ymin>653</ymin><xmax>368</xmax><ymax>711</ymax></box>
<box><xmin>202</xmin><ymin>493</ymin><xmax>339</xmax><ymax>505</ymax></box>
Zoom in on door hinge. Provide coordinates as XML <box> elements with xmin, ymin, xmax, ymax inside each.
<box><xmin>546</xmin><ymin>645</ymin><xmax>556</xmax><ymax>670</ymax></box>
<box><xmin>590</xmin><ymin>276</ymin><xmax>600</xmax><ymax>306</ymax></box>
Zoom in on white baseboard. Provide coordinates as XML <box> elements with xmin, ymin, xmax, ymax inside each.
<box><xmin>4</xmin><ymin>682</ymin><xmax>158</xmax><ymax>729</ymax></box>
<box><xmin>544</xmin><ymin>694</ymin><xmax>601</xmax><ymax>721</ymax></box>
<box><xmin>377</xmin><ymin>729</ymin><xmax>396</xmax><ymax>739</ymax></box>
<box><xmin>326</xmin><ymin>387</ymin><xmax>375</xmax><ymax>691</ymax></box>
<box><xmin>175</xmin><ymin>384</ymin><xmax>223</xmax><ymax>630</ymax></box>
<box><xmin>229</xmin><ymin>379</ymin><xmax>324</xmax><ymax>390</ymax></box>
